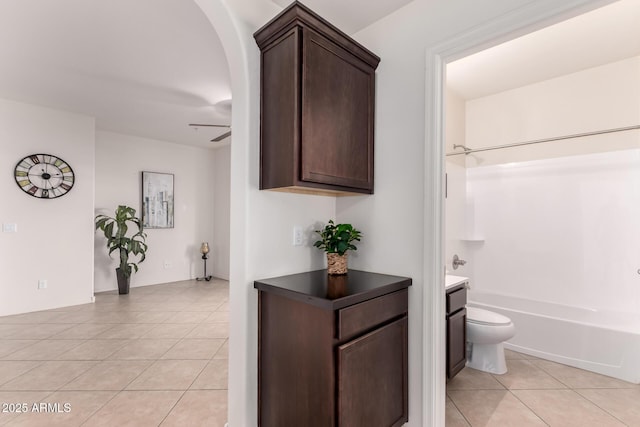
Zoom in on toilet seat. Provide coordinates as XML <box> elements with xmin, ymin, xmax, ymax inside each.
<box><xmin>467</xmin><ymin>307</ymin><xmax>511</xmax><ymax>326</ymax></box>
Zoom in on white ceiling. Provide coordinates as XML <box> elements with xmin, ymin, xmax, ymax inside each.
<box><xmin>0</xmin><ymin>0</ymin><xmax>414</xmax><ymax>149</ymax></box>
<box><xmin>447</xmin><ymin>0</ymin><xmax>640</xmax><ymax>100</ymax></box>
<box><xmin>5</xmin><ymin>0</ymin><xmax>637</xmax><ymax>148</ymax></box>
<box><xmin>0</xmin><ymin>0</ymin><xmax>232</xmax><ymax>148</ymax></box>
<box><xmin>272</xmin><ymin>0</ymin><xmax>414</xmax><ymax>34</ymax></box>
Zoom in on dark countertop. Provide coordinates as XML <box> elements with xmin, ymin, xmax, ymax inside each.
<box><xmin>254</xmin><ymin>269</ymin><xmax>412</xmax><ymax>310</ymax></box>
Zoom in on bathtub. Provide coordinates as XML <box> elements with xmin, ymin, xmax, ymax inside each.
<box><xmin>467</xmin><ymin>291</ymin><xmax>640</xmax><ymax>384</ymax></box>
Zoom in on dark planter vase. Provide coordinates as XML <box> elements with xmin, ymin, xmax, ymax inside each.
<box><xmin>115</xmin><ymin>268</ymin><xmax>130</xmax><ymax>295</ymax></box>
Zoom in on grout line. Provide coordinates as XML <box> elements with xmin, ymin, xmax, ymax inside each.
<box><xmin>507</xmin><ymin>389</ymin><xmax>551</xmax><ymax>426</ymax></box>
<box><xmin>573</xmin><ymin>388</ymin><xmax>631</xmax><ymax>426</ymax></box>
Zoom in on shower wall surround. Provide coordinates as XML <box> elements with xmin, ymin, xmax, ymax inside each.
<box><xmin>466</xmin><ymin>149</ymin><xmax>640</xmax><ymax>313</ymax></box>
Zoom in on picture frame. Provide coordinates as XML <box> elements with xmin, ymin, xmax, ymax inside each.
<box><xmin>141</xmin><ymin>171</ymin><xmax>174</xmax><ymax>229</ymax></box>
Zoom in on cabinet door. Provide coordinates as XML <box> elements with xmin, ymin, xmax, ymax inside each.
<box><xmin>337</xmin><ymin>317</ymin><xmax>408</xmax><ymax>427</ymax></box>
<box><xmin>447</xmin><ymin>309</ymin><xmax>467</xmax><ymax>379</ymax></box>
<box><xmin>301</xmin><ymin>28</ymin><xmax>374</xmax><ymax>192</ymax></box>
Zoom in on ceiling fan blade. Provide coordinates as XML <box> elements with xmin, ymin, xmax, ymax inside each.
<box><xmin>189</xmin><ymin>123</ymin><xmax>230</xmax><ymax>128</ymax></box>
<box><xmin>211</xmin><ymin>130</ymin><xmax>232</xmax><ymax>142</ymax></box>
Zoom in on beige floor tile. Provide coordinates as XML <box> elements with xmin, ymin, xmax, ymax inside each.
<box><xmin>494</xmin><ymin>360</ymin><xmax>567</xmax><ymax>390</ymax></box>
<box><xmin>190</xmin><ymin>359</ymin><xmax>228</xmax><ymax>390</ymax></box>
<box><xmin>513</xmin><ymin>389</ymin><xmax>626</xmax><ymax>426</ymax></box>
<box><xmin>109</xmin><ymin>339</ymin><xmax>178</xmax><ymax>360</ymax></box>
<box><xmin>185</xmin><ymin>301</ymin><xmax>226</xmax><ymax>312</ymax></box>
<box><xmin>93</xmin><ymin>323</ymin><xmax>156</xmax><ymax>339</ymax></box>
<box><xmin>86</xmin><ymin>312</ymin><xmax>137</xmax><ymax>324</ymax></box>
<box><xmin>213</xmin><ymin>340</ymin><xmax>229</xmax><ymax>359</ymax></box>
<box><xmin>128</xmin><ymin>311</ymin><xmax>175</xmax><ymax>324</ymax></box>
<box><xmin>0</xmin><ymin>361</ymin><xmax>96</xmax><ymax>391</ymax></box>
<box><xmin>6</xmin><ymin>324</ymin><xmax>75</xmax><ymax>340</ymax></box>
<box><xmin>127</xmin><ymin>360</ymin><xmax>207</xmax><ymax>390</ymax></box>
<box><xmin>204</xmin><ymin>311</ymin><xmax>229</xmax><ymax>323</ymax></box>
<box><xmin>0</xmin><ymin>312</ymin><xmax>66</xmax><ymax>325</ymax></box>
<box><xmin>163</xmin><ymin>312</ymin><xmax>210</xmax><ymax>324</ymax></box>
<box><xmin>62</xmin><ymin>360</ymin><xmax>151</xmax><ymax>391</ymax></box>
<box><xmin>5</xmin><ymin>390</ymin><xmax>116</xmax><ymax>427</ymax></box>
<box><xmin>160</xmin><ymin>390</ymin><xmax>227</xmax><ymax>427</ymax></box>
<box><xmin>56</xmin><ymin>340</ymin><xmax>129</xmax><ymax>360</ymax></box>
<box><xmin>161</xmin><ymin>339</ymin><xmax>225</xmax><ymax>360</ymax></box>
<box><xmin>48</xmin><ymin>311</ymin><xmax>97</xmax><ymax>324</ymax></box>
<box><xmin>577</xmin><ymin>388</ymin><xmax>640</xmax><ymax>426</ymax></box>
<box><xmin>448</xmin><ymin>390</ymin><xmax>546</xmax><ymax>426</ymax></box>
<box><xmin>216</xmin><ymin>302</ymin><xmax>229</xmax><ymax>312</ymax></box>
<box><xmin>3</xmin><ymin>340</ymin><xmax>84</xmax><ymax>361</ymax></box>
<box><xmin>533</xmin><ymin>360</ymin><xmax>637</xmax><ymax>389</ymax></box>
<box><xmin>447</xmin><ymin>367</ymin><xmax>506</xmax><ymax>390</ymax></box>
<box><xmin>0</xmin><ymin>341</ymin><xmax>38</xmax><ymax>359</ymax></box>
<box><xmin>49</xmin><ymin>324</ymin><xmax>115</xmax><ymax>340</ymax></box>
<box><xmin>141</xmin><ymin>324</ymin><xmax>197</xmax><ymax>339</ymax></box>
<box><xmin>0</xmin><ymin>361</ymin><xmax>41</xmax><ymax>386</ymax></box>
<box><xmin>0</xmin><ymin>392</ymin><xmax>52</xmax><ymax>426</ymax></box>
<box><xmin>82</xmin><ymin>390</ymin><xmax>183</xmax><ymax>427</ymax></box>
<box><xmin>0</xmin><ymin>279</ymin><xmax>230</xmax><ymax>426</ymax></box>
<box><xmin>186</xmin><ymin>323</ymin><xmax>229</xmax><ymax>339</ymax></box>
<box><xmin>446</xmin><ymin>396</ymin><xmax>470</xmax><ymax>427</ymax></box>
<box><xmin>0</xmin><ymin>325</ymin><xmax>32</xmax><ymax>339</ymax></box>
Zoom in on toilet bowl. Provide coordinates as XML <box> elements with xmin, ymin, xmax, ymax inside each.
<box><xmin>466</xmin><ymin>307</ymin><xmax>515</xmax><ymax>374</ymax></box>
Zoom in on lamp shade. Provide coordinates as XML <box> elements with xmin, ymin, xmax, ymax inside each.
<box><xmin>200</xmin><ymin>242</ymin><xmax>210</xmax><ymax>255</ymax></box>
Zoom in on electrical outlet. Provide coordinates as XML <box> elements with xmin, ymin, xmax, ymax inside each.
<box><xmin>293</xmin><ymin>226</ymin><xmax>303</xmax><ymax>246</ymax></box>
<box><xmin>163</xmin><ymin>261</ymin><xmax>172</xmax><ymax>269</ymax></box>
<box><xmin>38</xmin><ymin>279</ymin><xmax>47</xmax><ymax>289</ymax></box>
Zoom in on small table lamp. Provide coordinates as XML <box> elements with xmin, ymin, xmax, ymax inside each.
<box><xmin>196</xmin><ymin>242</ymin><xmax>212</xmax><ymax>282</ymax></box>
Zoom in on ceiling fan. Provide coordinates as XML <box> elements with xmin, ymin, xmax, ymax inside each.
<box><xmin>188</xmin><ymin>123</ymin><xmax>231</xmax><ymax>142</ymax></box>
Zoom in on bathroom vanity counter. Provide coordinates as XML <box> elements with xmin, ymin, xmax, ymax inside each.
<box><xmin>445</xmin><ymin>274</ymin><xmax>469</xmax><ymax>291</ymax></box>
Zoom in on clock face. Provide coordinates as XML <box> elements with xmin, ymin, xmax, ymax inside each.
<box><xmin>14</xmin><ymin>154</ymin><xmax>75</xmax><ymax>199</ymax></box>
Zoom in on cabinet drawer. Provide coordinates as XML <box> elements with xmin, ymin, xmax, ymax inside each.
<box><xmin>446</xmin><ymin>287</ymin><xmax>467</xmax><ymax>315</ymax></box>
<box><xmin>338</xmin><ymin>289</ymin><xmax>408</xmax><ymax>341</ymax></box>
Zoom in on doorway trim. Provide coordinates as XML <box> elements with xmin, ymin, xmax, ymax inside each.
<box><xmin>423</xmin><ymin>0</ymin><xmax>614</xmax><ymax>425</ymax></box>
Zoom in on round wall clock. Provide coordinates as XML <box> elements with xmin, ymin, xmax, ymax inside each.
<box><xmin>14</xmin><ymin>154</ymin><xmax>75</xmax><ymax>199</ymax></box>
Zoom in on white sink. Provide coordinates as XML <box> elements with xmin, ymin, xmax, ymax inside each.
<box><xmin>445</xmin><ymin>274</ymin><xmax>468</xmax><ymax>290</ymax></box>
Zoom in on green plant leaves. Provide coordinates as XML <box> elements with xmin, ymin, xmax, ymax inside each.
<box><xmin>95</xmin><ymin>205</ymin><xmax>148</xmax><ymax>278</ymax></box>
<box><xmin>313</xmin><ymin>219</ymin><xmax>362</xmax><ymax>256</ymax></box>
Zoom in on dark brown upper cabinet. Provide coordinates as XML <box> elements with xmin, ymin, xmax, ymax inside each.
<box><xmin>254</xmin><ymin>1</ymin><xmax>380</xmax><ymax>196</ymax></box>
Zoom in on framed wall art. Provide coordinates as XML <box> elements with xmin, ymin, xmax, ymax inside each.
<box><xmin>142</xmin><ymin>171</ymin><xmax>174</xmax><ymax>229</ymax></box>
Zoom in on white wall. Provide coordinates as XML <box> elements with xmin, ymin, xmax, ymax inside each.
<box><xmin>195</xmin><ymin>0</ymin><xmax>609</xmax><ymax>425</ymax></box>
<box><xmin>465</xmin><ymin>55</ymin><xmax>640</xmax><ymax>166</ymax></box>
<box><xmin>94</xmin><ymin>131</ymin><xmax>221</xmax><ymax>291</ymax></box>
<box><xmin>468</xmin><ymin>149</ymin><xmax>640</xmax><ymax>312</ymax></box>
<box><xmin>458</xmin><ymin>52</ymin><xmax>640</xmax><ymax>310</ymax></box>
<box><xmin>340</xmin><ymin>1</ymin><xmax>561</xmax><ymax>424</ymax></box>
<box><xmin>445</xmin><ymin>88</ymin><xmax>473</xmax><ymax>276</ymax></box>
<box><xmin>213</xmin><ymin>144</ymin><xmax>230</xmax><ymax>280</ymax></box>
<box><xmin>0</xmin><ymin>98</ymin><xmax>95</xmax><ymax>316</ymax></box>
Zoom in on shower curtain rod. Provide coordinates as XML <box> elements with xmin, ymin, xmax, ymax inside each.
<box><xmin>445</xmin><ymin>124</ymin><xmax>640</xmax><ymax>156</ymax></box>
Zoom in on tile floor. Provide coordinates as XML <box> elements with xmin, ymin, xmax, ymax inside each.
<box><xmin>0</xmin><ymin>279</ymin><xmax>229</xmax><ymax>427</ymax></box>
<box><xmin>447</xmin><ymin>349</ymin><xmax>640</xmax><ymax>426</ymax></box>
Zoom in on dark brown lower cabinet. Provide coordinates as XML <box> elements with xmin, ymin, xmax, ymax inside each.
<box><xmin>446</xmin><ymin>285</ymin><xmax>467</xmax><ymax>379</ymax></box>
<box><xmin>338</xmin><ymin>317</ymin><xmax>408</xmax><ymax>427</ymax></box>
<box><xmin>255</xmin><ymin>270</ymin><xmax>411</xmax><ymax>427</ymax></box>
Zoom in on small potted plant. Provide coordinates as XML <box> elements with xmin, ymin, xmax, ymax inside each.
<box><xmin>313</xmin><ymin>220</ymin><xmax>362</xmax><ymax>275</ymax></box>
<box><xmin>95</xmin><ymin>205</ymin><xmax>148</xmax><ymax>294</ymax></box>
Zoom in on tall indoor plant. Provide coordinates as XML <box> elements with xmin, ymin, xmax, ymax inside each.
<box><xmin>95</xmin><ymin>205</ymin><xmax>148</xmax><ymax>294</ymax></box>
<box><xmin>313</xmin><ymin>220</ymin><xmax>362</xmax><ymax>275</ymax></box>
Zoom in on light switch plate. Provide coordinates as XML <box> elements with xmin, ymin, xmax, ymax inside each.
<box><xmin>293</xmin><ymin>226</ymin><xmax>303</xmax><ymax>246</ymax></box>
<box><xmin>2</xmin><ymin>223</ymin><xmax>17</xmax><ymax>233</ymax></box>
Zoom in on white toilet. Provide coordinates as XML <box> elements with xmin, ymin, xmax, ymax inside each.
<box><xmin>466</xmin><ymin>307</ymin><xmax>516</xmax><ymax>374</ymax></box>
